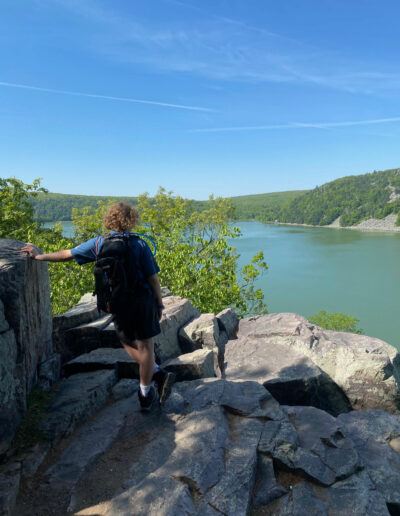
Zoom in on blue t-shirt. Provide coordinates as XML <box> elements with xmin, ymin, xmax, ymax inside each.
<box><xmin>71</xmin><ymin>232</ymin><xmax>160</xmax><ymax>288</ymax></box>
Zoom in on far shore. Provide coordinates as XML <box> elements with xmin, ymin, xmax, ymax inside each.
<box><xmin>264</xmin><ymin>214</ymin><xmax>400</xmax><ymax>233</ymax></box>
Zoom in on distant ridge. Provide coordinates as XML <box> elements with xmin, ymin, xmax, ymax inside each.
<box><xmin>31</xmin><ymin>168</ymin><xmax>400</xmax><ymax>227</ymax></box>
<box><xmin>31</xmin><ymin>189</ymin><xmax>307</xmax><ymax>222</ymax></box>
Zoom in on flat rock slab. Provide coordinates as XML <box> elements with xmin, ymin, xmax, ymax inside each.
<box><xmin>48</xmin><ymin>396</ymin><xmax>137</xmax><ymax>490</ymax></box>
<box><xmin>224</xmin><ymin>336</ymin><xmax>350</xmax><ymax>415</ymax></box>
<box><xmin>63</xmin><ymin>347</ymin><xmax>138</xmax><ymax>378</ymax></box>
<box><xmin>238</xmin><ymin>312</ymin><xmax>400</xmax><ymax>413</ymax></box>
<box><xmin>161</xmin><ymin>349</ymin><xmax>215</xmax><ymax>381</ymax></box>
<box><xmin>39</xmin><ymin>369</ymin><xmax>117</xmax><ymax>442</ymax></box>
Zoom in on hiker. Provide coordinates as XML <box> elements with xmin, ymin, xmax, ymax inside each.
<box><xmin>21</xmin><ymin>202</ymin><xmax>175</xmax><ymax>411</ymax></box>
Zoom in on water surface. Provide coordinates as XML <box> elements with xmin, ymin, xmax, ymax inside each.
<box><xmin>233</xmin><ymin>222</ymin><xmax>400</xmax><ymax>349</ymax></box>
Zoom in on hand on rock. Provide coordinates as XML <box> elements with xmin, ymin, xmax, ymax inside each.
<box><xmin>21</xmin><ymin>244</ymin><xmax>40</xmax><ymax>259</ymax></box>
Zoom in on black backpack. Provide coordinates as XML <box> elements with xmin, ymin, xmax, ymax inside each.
<box><xmin>94</xmin><ymin>233</ymin><xmax>141</xmax><ymax>314</ymax></box>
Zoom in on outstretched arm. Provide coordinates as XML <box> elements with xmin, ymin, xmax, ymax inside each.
<box><xmin>21</xmin><ymin>244</ymin><xmax>73</xmax><ymax>262</ymax></box>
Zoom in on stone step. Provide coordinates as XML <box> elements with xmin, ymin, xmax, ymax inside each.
<box><xmin>39</xmin><ymin>369</ymin><xmax>118</xmax><ymax>442</ymax></box>
<box><xmin>53</xmin><ymin>293</ymin><xmax>100</xmax><ymax>362</ymax></box>
<box><xmin>64</xmin><ymin>314</ymin><xmax>116</xmax><ymax>361</ymax></box>
<box><xmin>63</xmin><ymin>348</ymin><xmax>139</xmax><ymax>378</ymax></box>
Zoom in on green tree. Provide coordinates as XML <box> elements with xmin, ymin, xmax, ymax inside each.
<box><xmin>136</xmin><ymin>188</ymin><xmax>268</xmax><ymax>315</ymax></box>
<box><xmin>309</xmin><ymin>310</ymin><xmax>363</xmax><ymax>334</ymax></box>
<box><xmin>0</xmin><ymin>177</ymin><xmax>47</xmax><ymax>240</ymax></box>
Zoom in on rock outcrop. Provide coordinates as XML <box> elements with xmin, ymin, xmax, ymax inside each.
<box><xmin>235</xmin><ymin>312</ymin><xmax>400</xmax><ymax>413</ymax></box>
<box><xmin>0</xmin><ymin>240</ymin><xmax>56</xmax><ymax>456</ymax></box>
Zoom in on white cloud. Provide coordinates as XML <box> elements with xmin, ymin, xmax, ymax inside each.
<box><xmin>0</xmin><ymin>81</ymin><xmax>214</xmax><ymax>112</ymax></box>
<box><xmin>38</xmin><ymin>0</ymin><xmax>400</xmax><ymax>94</ymax></box>
<box><xmin>191</xmin><ymin>117</ymin><xmax>400</xmax><ymax>133</ymax></box>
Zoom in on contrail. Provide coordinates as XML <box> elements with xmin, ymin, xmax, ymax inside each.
<box><xmin>0</xmin><ymin>81</ymin><xmax>214</xmax><ymax>112</ymax></box>
<box><xmin>191</xmin><ymin>117</ymin><xmax>400</xmax><ymax>133</ymax></box>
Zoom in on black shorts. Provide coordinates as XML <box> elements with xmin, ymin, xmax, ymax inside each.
<box><xmin>113</xmin><ymin>290</ymin><xmax>161</xmax><ymax>342</ymax></box>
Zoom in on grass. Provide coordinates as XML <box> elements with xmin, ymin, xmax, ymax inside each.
<box><xmin>11</xmin><ymin>386</ymin><xmax>57</xmax><ymax>454</ymax></box>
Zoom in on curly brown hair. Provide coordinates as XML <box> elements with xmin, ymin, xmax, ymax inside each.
<box><xmin>104</xmin><ymin>202</ymin><xmax>140</xmax><ymax>232</ymax></box>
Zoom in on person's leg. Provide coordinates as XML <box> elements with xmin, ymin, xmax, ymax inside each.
<box><xmin>122</xmin><ymin>338</ymin><xmax>155</xmax><ymax>388</ymax></box>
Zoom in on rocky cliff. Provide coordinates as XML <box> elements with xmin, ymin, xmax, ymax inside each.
<box><xmin>0</xmin><ymin>240</ymin><xmax>59</xmax><ymax>458</ymax></box>
<box><xmin>1</xmin><ymin>238</ymin><xmax>400</xmax><ymax>516</ymax></box>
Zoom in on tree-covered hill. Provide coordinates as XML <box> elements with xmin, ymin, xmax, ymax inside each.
<box><xmin>32</xmin><ymin>193</ymin><xmax>138</xmax><ymax>221</ymax></box>
<box><xmin>277</xmin><ymin>168</ymin><xmax>400</xmax><ymax>227</ymax></box>
<box><xmin>31</xmin><ymin>190</ymin><xmax>306</xmax><ymax>222</ymax></box>
<box><xmin>229</xmin><ymin>190</ymin><xmax>307</xmax><ymax>221</ymax></box>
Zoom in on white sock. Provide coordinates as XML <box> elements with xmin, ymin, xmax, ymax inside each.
<box><xmin>140</xmin><ymin>384</ymin><xmax>151</xmax><ymax>397</ymax></box>
<box><xmin>154</xmin><ymin>363</ymin><xmax>160</xmax><ymax>373</ymax></box>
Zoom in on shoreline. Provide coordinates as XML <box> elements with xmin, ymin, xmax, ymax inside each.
<box><xmin>261</xmin><ymin>214</ymin><xmax>400</xmax><ymax>234</ymax></box>
<box><xmin>44</xmin><ymin>216</ymin><xmax>400</xmax><ymax>235</ymax></box>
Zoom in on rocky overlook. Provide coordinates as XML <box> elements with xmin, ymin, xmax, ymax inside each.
<box><xmin>1</xmin><ymin>238</ymin><xmax>400</xmax><ymax>515</ymax></box>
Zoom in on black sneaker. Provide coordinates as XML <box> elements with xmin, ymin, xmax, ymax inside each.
<box><xmin>153</xmin><ymin>369</ymin><xmax>176</xmax><ymax>404</ymax></box>
<box><xmin>138</xmin><ymin>385</ymin><xmax>157</xmax><ymax>412</ymax></box>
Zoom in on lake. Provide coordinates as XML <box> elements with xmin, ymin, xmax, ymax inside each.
<box><xmin>47</xmin><ymin>220</ymin><xmax>400</xmax><ymax>349</ymax></box>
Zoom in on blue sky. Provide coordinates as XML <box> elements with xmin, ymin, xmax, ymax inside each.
<box><xmin>1</xmin><ymin>0</ymin><xmax>400</xmax><ymax>199</ymax></box>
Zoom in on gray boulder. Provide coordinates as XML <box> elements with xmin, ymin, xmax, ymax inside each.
<box><xmin>155</xmin><ymin>296</ymin><xmax>200</xmax><ymax>363</ymax></box>
<box><xmin>216</xmin><ymin>308</ymin><xmax>239</xmax><ymax>339</ymax></box>
<box><xmin>161</xmin><ymin>349</ymin><xmax>215</xmax><ymax>381</ymax></box>
<box><xmin>224</xmin><ymin>336</ymin><xmax>350</xmax><ymax>415</ymax></box>
<box><xmin>238</xmin><ymin>312</ymin><xmax>400</xmax><ymax>413</ymax></box>
<box><xmin>179</xmin><ymin>313</ymin><xmax>221</xmax><ymax>353</ymax></box>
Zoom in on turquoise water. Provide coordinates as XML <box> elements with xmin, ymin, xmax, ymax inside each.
<box><xmin>233</xmin><ymin>222</ymin><xmax>400</xmax><ymax>349</ymax></box>
<box><xmin>47</xmin><ymin>220</ymin><xmax>400</xmax><ymax>349</ymax></box>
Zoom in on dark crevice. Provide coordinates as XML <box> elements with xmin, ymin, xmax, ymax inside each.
<box><xmin>207</xmin><ymin>502</ymin><xmax>228</xmax><ymax>515</ymax></box>
<box><xmin>172</xmin><ymin>475</ymin><xmax>202</xmax><ymax>508</ymax></box>
<box><xmin>387</xmin><ymin>503</ymin><xmax>400</xmax><ymax>516</ymax></box>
